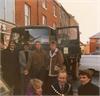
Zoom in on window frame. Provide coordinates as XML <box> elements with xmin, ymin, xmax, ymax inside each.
<box><xmin>42</xmin><ymin>15</ymin><xmax>47</xmax><ymax>25</ymax></box>
<box><xmin>42</xmin><ymin>0</ymin><xmax>47</xmax><ymax>9</ymax></box>
<box><xmin>53</xmin><ymin>4</ymin><xmax>57</xmax><ymax>17</ymax></box>
<box><xmin>24</xmin><ymin>3</ymin><xmax>31</xmax><ymax>26</ymax></box>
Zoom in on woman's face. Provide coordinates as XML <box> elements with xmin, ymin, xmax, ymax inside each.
<box><xmin>35</xmin><ymin>87</ymin><xmax>42</xmax><ymax>95</ymax></box>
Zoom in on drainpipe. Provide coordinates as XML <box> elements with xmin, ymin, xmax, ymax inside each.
<box><xmin>37</xmin><ymin>0</ymin><xmax>39</xmax><ymax>25</ymax></box>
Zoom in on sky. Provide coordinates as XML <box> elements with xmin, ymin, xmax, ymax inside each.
<box><xmin>58</xmin><ymin>0</ymin><xmax>100</xmax><ymax>43</ymax></box>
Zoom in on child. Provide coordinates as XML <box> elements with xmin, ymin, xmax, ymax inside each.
<box><xmin>26</xmin><ymin>78</ymin><xmax>43</xmax><ymax>96</ymax></box>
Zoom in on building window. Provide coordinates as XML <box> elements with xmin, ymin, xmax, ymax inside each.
<box><xmin>0</xmin><ymin>22</ymin><xmax>11</xmax><ymax>49</ymax></box>
<box><xmin>53</xmin><ymin>5</ymin><xmax>57</xmax><ymax>17</ymax></box>
<box><xmin>42</xmin><ymin>15</ymin><xmax>47</xmax><ymax>25</ymax></box>
<box><xmin>24</xmin><ymin>3</ymin><xmax>31</xmax><ymax>26</ymax></box>
<box><xmin>96</xmin><ymin>46</ymin><xmax>100</xmax><ymax>50</ymax></box>
<box><xmin>0</xmin><ymin>0</ymin><xmax>15</xmax><ymax>23</ymax></box>
<box><xmin>96</xmin><ymin>39</ymin><xmax>100</xmax><ymax>44</ymax></box>
<box><xmin>42</xmin><ymin>0</ymin><xmax>47</xmax><ymax>9</ymax></box>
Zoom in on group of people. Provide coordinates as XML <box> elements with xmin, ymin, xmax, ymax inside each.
<box><xmin>26</xmin><ymin>69</ymin><xmax>99</xmax><ymax>96</ymax></box>
<box><xmin>1</xmin><ymin>40</ymin><xmax>99</xmax><ymax>95</ymax></box>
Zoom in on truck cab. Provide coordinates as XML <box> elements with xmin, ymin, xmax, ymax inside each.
<box><xmin>10</xmin><ymin>26</ymin><xmax>56</xmax><ymax>50</ymax></box>
<box><xmin>10</xmin><ymin>25</ymin><xmax>81</xmax><ymax>79</ymax></box>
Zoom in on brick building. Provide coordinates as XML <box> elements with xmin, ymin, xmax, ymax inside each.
<box><xmin>0</xmin><ymin>0</ymin><xmax>16</xmax><ymax>48</ymax></box>
<box><xmin>59</xmin><ymin>5</ymin><xmax>70</xmax><ymax>27</ymax></box>
<box><xmin>15</xmin><ymin>0</ymin><xmax>62</xmax><ymax>27</ymax></box>
<box><xmin>15</xmin><ymin>0</ymin><xmax>78</xmax><ymax>27</ymax></box>
<box><xmin>90</xmin><ymin>32</ymin><xmax>100</xmax><ymax>54</ymax></box>
<box><xmin>0</xmin><ymin>0</ymin><xmax>79</xmax><ymax>48</ymax></box>
<box><xmin>83</xmin><ymin>42</ymin><xmax>90</xmax><ymax>55</ymax></box>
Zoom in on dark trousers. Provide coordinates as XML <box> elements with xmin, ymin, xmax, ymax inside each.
<box><xmin>20</xmin><ymin>73</ymin><xmax>29</xmax><ymax>95</ymax></box>
<box><xmin>29</xmin><ymin>68</ymin><xmax>47</xmax><ymax>82</ymax></box>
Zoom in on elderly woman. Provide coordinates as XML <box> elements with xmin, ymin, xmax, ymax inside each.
<box><xmin>26</xmin><ymin>79</ymin><xmax>43</xmax><ymax>96</ymax></box>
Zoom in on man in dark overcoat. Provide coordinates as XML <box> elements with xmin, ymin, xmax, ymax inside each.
<box><xmin>24</xmin><ymin>41</ymin><xmax>48</xmax><ymax>82</ymax></box>
<box><xmin>1</xmin><ymin>42</ymin><xmax>21</xmax><ymax>94</ymax></box>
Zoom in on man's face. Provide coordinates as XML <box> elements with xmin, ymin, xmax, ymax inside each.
<box><xmin>35</xmin><ymin>42</ymin><xmax>41</xmax><ymax>49</ymax></box>
<box><xmin>50</xmin><ymin>44</ymin><xmax>56</xmax><ymax>51</ymax></box>
<box><xmin>79</xmin><ymin>75</ymin><xmax>91</xmax><ymax>85</ymax></box>
<box><xmin>58</xmin><ymin>73</ymin><xmax>67</xmax><ymax>85</ymax></box>
<box><xmin>24</xmin><ymin>45</ymin><xmax>29</xmax><ymax>50</ymax></box>
<box><xmin>9</xmin><ymin>43</ymin><xmax>15</xmax><ymax>50</ymax></box>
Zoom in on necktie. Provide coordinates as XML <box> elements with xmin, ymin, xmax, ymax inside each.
<box><xmin>61</xmin><ymin>85</ymin><xmax>64</xmax><ymax>93</ymax></box>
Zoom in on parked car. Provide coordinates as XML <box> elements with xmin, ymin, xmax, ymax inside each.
<box><xmin>79</xmin><ymin>55</ymin><xmax>100</xmax><ymax>72</ymax></box>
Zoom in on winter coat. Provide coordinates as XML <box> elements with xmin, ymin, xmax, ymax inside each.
<box><xmin>49</xmin><ymin>49</ymin><xmax>64</xmax><ymax>76</ymax></box>
<box><xmin>19</xmin><ymin>50</ymin><xmax>32</xmax><ymax>73</ymax></box>
<box><xmin>78</xmin><ymin>82</ymin><xmax>99</xmax><ymax>95</ymax></box>
<box><xmin>1</xmin><ymin>49</ymin><xmax>20</xmax><ymax>88</ymax></box>
<box><xmin>26</xmin><ymin>49</ymin><xmax>48</xmax><ymax>81</ymax></box>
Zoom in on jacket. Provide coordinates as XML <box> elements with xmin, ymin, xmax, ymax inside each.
<box><xmin>19</xmin><ymin>50</ymin><xmax>32</xmax><ymax>73</ymax></box>
<box><xmin>78</xmin><ymin>82</ymin><xmax>99</xmax><ymax>95</ymax></box>
<box><xmin>50</xmin><ymin>81</ymin><xmax>73</xmax><ymax>95</ymax></box>
<box><xmin>49</xmin><ymin>48</ymin><xmax>64</xmax><ymax>76</ymax></box>
<box><xmin>26</xmin><ymin>49</ymin><xmax>48</xmax><ymax>80</ymax></box>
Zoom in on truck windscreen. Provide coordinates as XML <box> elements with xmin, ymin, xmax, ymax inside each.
<box><xmin>11</xmin><ymin>28</ymin><xmax>49</xmax><ymax>44</ymax></box>
<box><xmin>57</xmin><ymin>27</ymin><xmax>78</xmax><ymax>45</ymax></box>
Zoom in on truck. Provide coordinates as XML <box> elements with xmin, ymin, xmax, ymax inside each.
<box><xmin>10</xmin><ymin>25</ymin><xmax>81</xmax><ymax>79</ymax></box>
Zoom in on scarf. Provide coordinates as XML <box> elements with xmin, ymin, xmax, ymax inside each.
<box><xmin>49</xmin><ymin>48</ymin><xmax>58</xmax><ymax>76</ymax></box>
<box><xmin>49</xmin><ymin>48</ymin><xmax>58</xmax><ymax>58</ymax></box>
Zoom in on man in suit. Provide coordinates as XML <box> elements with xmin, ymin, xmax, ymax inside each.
<box><xmin>1</xmin><ymin>41</ymin><xmax>21</xmax><ymax>95</ymax></box>
<box><xmin>19</xmin><ymin>43</ymin><xmax>32</xmax><ymax>94</ymax></box>
<box><xmin>50</xmin><ymin>69</ymin><xmax>73</xmax><ymax>95</ymax></box>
